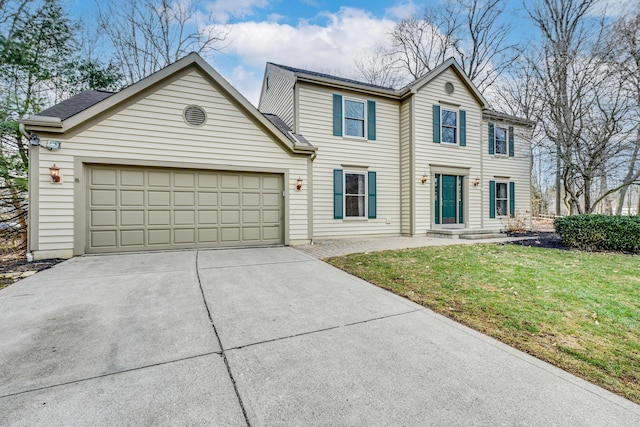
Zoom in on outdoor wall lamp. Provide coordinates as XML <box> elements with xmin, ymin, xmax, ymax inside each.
<box><xmin>49</xmin><ymin>164</ymin><xmax>60</xmax><ymax>183</ymax></box>
<box><xmin>421</xmin><ymin>173</ymin><xmax>428</xmax><ymax>185</ymax></box>
<box><xmin>296</xmin><ymin>177</ymin><xmax>303</xmax><ymax>191</ymax></box>
<box><xmin>473</xmin><ymin>176</ymin><xmax>481</xmax><ymax>187</ymax></box>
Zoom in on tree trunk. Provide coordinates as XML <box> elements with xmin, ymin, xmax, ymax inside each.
<box><xmin>555</xmin><ymin>148</ymin><xmax>562</xmax><ymax>215</ymax></box>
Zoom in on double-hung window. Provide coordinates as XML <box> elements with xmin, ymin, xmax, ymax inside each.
<box><xmin>432</xmin><ymin>105</ymin><xmax>466</xmax><ymax>146</ymax></box>
<box><xmin>333</xmin><ymin>169</ymin><xmax>377</xmax><ymax>219</ymax></box>
<box><xmin>494</xmin><ymin>126</ymin><xmax>507</xmax><ymax>155</ymax></box>
<box><xmin>332</xmin><ymin>94</ymin><xmax>376</xmax><ymax>140</ymax></box>
<box><xmin>495</xmin><ymin>182</ymin><xmax>508</xmax><ymax>216</ymax></box>
<box><xmin>489</xmin><ymin>180</ymin><xmax>515</xmax><ymax>218</ymax></box>
<box><xmin>344</xmin><ymin>100</ymin><xmax>365</xmax><ymax>138</ymax></box>
<box><xmin>345</xmin><ymin>172</ymin><xmax>366</xmax><ymax>217</ymax></box>
<box><xmin>441</xmin><ymin>109</ymin><xmax>457</xmax><ymax>144</ymax></box>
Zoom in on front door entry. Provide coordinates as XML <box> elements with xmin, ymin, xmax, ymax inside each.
<box><xmin>434</xmin><ymin>174</ymin><xmax>464</xmax><ymax>225</ymax></box>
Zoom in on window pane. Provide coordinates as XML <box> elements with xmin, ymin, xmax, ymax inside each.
<box><xmin>497</xmin><ymin>200</ymin><xmax>508</xmax><ymax>216</ymax></box>
<box><xmin>345</xmin><ymin>118</ymin><xmax>365</xmax><ymax>137</ymax></box>
<box><xmin>442</xmin><ymin>127</ymin><xmax>456</xmax><ymax>143</ymax></box>
<box><xmin>497</xmin><ymin>183</ymin><xmax>508</xmax><ymax>198</ymax></box>
<box><xmin>442</xmin><ymin>110</ymin><xmax>457</xmax><ymax>127</ymax></box>
<box><xmin>345</xmin><ymin>100</ymin><xmax>364</xmax><ymax>119</ymax></box>
<box><xmin>345</xmin><ymin>173</ymin><xmax>365</xmax><ymax>195</ymax></box>
<box><xmin>495</xmin><ymin>127</ymin><xmax>507</xmax><ymax>154</ymax></box>
<box><xmin>345</xmin><ymin>195</ymin><xmax>365</xmax><ymax>217</ymax></box>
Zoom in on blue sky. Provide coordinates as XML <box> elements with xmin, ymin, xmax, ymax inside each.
<box><xmin>65</xmin><ymin>0</ymin><xmax>632</xmax><ymax>105</ymax></box>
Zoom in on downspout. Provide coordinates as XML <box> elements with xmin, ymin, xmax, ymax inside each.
<box><xmin>19</xmin><ymin>123</ymin><xmax>34</xmax><ymax>260</ymax></box>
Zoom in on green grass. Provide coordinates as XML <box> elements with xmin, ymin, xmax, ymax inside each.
<box><xmin>327</xmin><ymin>243</ymin><xmax>640</xmax><ymax>404</ymax></box>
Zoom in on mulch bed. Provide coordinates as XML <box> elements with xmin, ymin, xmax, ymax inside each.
<box><xmin>0</xmin><ymin>251</ymin><xmax>64</xmax><ymax>288</ymax></box>
<box><xmin>505</xmin><ymin>231</ymin><xmax>570</xmax><ymax>250</ymax></box>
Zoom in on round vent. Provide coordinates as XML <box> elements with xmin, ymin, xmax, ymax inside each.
<box><xmin>444</xmin><ymin>82</ymin><xmax>454</xmax><ymax>94</ymax></box>
<box><xmin>183</xmin><ymin>105</ymin><xmax>207</xmax><ymax>127</ymax></box>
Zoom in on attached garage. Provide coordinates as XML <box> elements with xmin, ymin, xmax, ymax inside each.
<box><xmin>86</xmin><ymin>165</ymin><xmax>284</xmax><ymax>253</ymax></box>
<box><xmin>23</xmin><ymin>53</ymin><xmax>315</xmax><ymax>259</ymax></box>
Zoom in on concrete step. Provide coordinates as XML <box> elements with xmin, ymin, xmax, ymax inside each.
<box><xmin>426</xmin><ymin>229</ymin><xmax>505</xmax><ymax>240</ymax></box>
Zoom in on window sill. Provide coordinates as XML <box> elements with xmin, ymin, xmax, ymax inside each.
<box><xmin>341</xmin><ymin>135</ymin><xmax>369</xmax><ymax>142</ymax></box>
<box><xmin>342</xmin><ymin>217</ymin><xmax>369</xmax><ymax>221</ymax></box>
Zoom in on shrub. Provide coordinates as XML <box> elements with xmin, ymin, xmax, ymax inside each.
<box><xmin>554</xmin><ymin>214</ymin><xmax>640</xmax><ymax>253</ymax></box>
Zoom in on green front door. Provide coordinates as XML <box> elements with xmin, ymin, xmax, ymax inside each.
<box><xmin>441</xmin><ymin>175</ymin><xmax>457</xmax><ymax>224</ymax></box>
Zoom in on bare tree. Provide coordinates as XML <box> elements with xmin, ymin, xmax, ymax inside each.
<box><xmin>354</xmin><ymin>48</ymin><xmax>406</xmax><ymax>88</ymax></box>
<box><xmin>97</xmin><ymin>0</ymin><xmax>228</xmax><ymax>85</ymax></box>
<box><xmin>356</xmin><ymin>0</ymin><xmax>518</xmax><ymax>91</ymax></box>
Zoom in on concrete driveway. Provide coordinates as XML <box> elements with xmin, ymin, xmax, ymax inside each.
<box><xmin>1</xmin><ymin>247</ymin><xmax>638</xmax><ymax>426</ymax></box>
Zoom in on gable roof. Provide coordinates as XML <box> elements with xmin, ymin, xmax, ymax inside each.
<box><xmin>22</xmin><ymin>53</ymin><xmax>316</xmax><ymax>155</ymax></box>
<box><xmin>267</xmin><ymin>58</ymin><xmax>488</xmax><ymax>109</ymax></box>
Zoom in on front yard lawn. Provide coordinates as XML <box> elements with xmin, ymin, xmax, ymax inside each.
<box><xmin>327</xmin><ymin>243</ymin><xmax>640</xmax><ymax>404</ymax></box>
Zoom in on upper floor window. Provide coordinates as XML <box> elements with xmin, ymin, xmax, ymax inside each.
<box><xmin>488</xmin><ymin>123</ymin><xmax>514</xmax><ymax>157</ymax></box>
<box><xmin>495</xmin><ymin>126</ymin><xmax>507</xmax><ymax>155</ymax></box>
<box><xmin>432</xmin><ymin>105</ymin><xmax>466</xmax><ymax>146</ymax></box>
<box><xmin>344</xmin><ymin>99</ymin><xmax>365</xmax><ymax>138</ymax></box>
<box><xmin>441</xmin><ymin>109</ymin><xmax>458</xmax><ymax>144</ymax></box>
<box><xmin>333</xmin><ymin>94</ymin><xmax>376</xmax><ymax>140</ymax></box>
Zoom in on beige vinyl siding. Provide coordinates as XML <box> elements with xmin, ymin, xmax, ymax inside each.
<box><xmin>34</xmin><ymin>69</ymin><xmax>309</xmax><ymax>256</ymax></box>
<box><xmin>413</xmin><ymin>68</ymin><xmax>483</xmax><ymax>233</ymax></box>
<box><xmin>258</xmin><ymin>66</ymin><xmax>295</xmax><ymax>129</ymax></box>
<box><xmin>399</xmin><ymin>99</ymin><xmax>412</xmax><ymax>235</ymax></box>
<box><xmin>297</xmin><ymin>82</ymin><xmax>401</xmax><ymax>238</ymax></box>
<box><xmin>483</xmin><ymin>120</ymin><xmax>533</xmax><ymax>230</ymax></box>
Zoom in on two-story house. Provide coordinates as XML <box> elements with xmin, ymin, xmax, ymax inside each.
<box><xmin>22</xmin><ymin>53</ymin><xmax>532</xmax><ymax>260</ymax></box>
<box><xmin>259</xmin><ymin>59</ymin><xmax>533</xmax><ymax>241</ymax></box>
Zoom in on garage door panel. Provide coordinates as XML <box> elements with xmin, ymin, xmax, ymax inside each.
<box><xmin>121</xmin><ymin>210</ymin><xmax>144</xmax><ymax>226</ymax></box>
<box><xmin>120</xmin><ymin>230</ymin><xmax>144</xmax><ymax>246</ymax></box>
<box><xmin>91</xmin><ymin>169</ymin><xmax>117</xmax><ymax>186</ymax></box>
<box><xmin>91</xmin><ymin>189</ymin><xmax>116</xmax><ymax>206</ymax></box>
<box><xmin>121</xmin><ymin>170</ymin><xmax>144</xmax><ymax>186</ymax></box>
<box><xmin>174</xmin><ymin>210</ymin><xmax>195</xmax><ymax>225</ymax></box>
<box><xmin>91</xmin><ymin>211</ymin><xmax>116</xmax><ymax>227</ymax></box>
<box><xmin>149</xmin><ymin>211</ymin><xmax>170</xmax><ymax>226</ymax></box>
<box><xmin>148</xmin><ymin>229</ymin><xmax>171</xmax><ymax>245</ymax></box>
<box><xmin>87</xmin><ymin>165</ymin><xmax>283</xmax><ymax>253</ymax></box>
<box><xmin>149</xmin><ymin>191</ymin><xmax>170</xmax><ymax>206</ymax></box>
<box><xmin>121</xmin><ymin>190</ymin><xmax>144</xmax><ymax>206</ymax></box>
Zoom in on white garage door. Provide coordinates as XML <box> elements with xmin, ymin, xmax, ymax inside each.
<box><xmin>86</xmin><ymin>165</ymin><xmax>283</xmax><ymax>253</ymax></box>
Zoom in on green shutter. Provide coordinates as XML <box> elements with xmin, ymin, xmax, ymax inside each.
<box><xmin>458</xmin><ymin>176</ymin><xmax>464</xmax><ymax>223</ymax></box>
<box><xmin>333</xmin><ymin>169</ymin><xmax>343</xmax><ymax>219</ymax></box>
<box><xmin>488</xmin><ymin>123</ymin><xmax>494</xmax><ymax>154</ymax></box>
<box><xmin>509</xmin><ymin>182</ymin><xmax>515</xmax><ymax>216</ymax></box>
<box><xmin>333</xmin><ymin>94</ymin><xmax>342</xmax><ymax>136</ymax></box>
<box><xmin>459</xmin><ymin>110</ymin><xmax>466</xmax><ymax>146</ymax></box>
<box><xmin>489</xmin><ymin>180</ymin><xmax>496</xmax><ymax>219</ymax></box>
<box><xmin>367</xmin><ymin>100</ymin><xmax>376</xmax><ymax>141</ymax></box>
<box><xmin>508</xmin><ymin>126</ymin><xmax>514</xmax><ymax>157</ymax></box>
<box><xmin>433</xmin><ymin>105</ymin><xmax>441</xmax><ymax>143</ymax></box>
<box><xmin>368</xmin><ymin>171</ymin><xmax>377</xmax><ymax>218</ymax></box>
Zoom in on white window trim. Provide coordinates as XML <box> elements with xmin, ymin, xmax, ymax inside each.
<box><xmin>494</xmin><ymin>125</ymin><xmax>508</xmax><ymax>156</ymax></box>
<box><xmin>495</xmin><ymin>181</ymin><xmax>509</xmax><ymax>217</ymax></box>
<box><xmin>441</xmin><ymin>108</ymin><xmax>458</xmax><ymax>145</ymax></box>
<box><xmin>343</xmin><ymin>97</ymin><xmax>367</xmax><ymax>140</ymax></box>
<box><xmin>343</xmin><ymin>170</ymin><xmax>368</xmax><ymax>219</ymax></box>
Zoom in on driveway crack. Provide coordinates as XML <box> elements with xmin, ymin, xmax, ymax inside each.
<box><xmin>195</xmin><ymin>250</ymin><xmax>251</xmax><ymax>427</ymax></box>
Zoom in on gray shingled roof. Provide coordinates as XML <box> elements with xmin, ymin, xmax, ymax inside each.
<box><xmin>483</xmin><ymin>109</ymin><xmax>535</xmax><ymax>127</ymax></box>
<box><xmin>38</xmin><ymin>90</ymin><xmax>115</xmax><ymax>120</ymax></box>
<box><xmin>269</xmin><ymin>63</ymin><xmax>396</xmax><ymax>91</ymax></box>
<box><xmin>263</xmin><ymin>114</ymin><xmax>314</xmax><ymax>147</ymax></box>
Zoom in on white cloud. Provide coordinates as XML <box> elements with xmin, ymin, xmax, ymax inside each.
<box><xmin>219</xmin><ymin>7</ymin><xmax>396</xmax><ymax>104</ymax></box>
<box><xmin>385</xmin><ymin>1</ymin><xmax>419</xmax><ymax>20</ymax></box>
<box><xmin>207</xmin><ymin>0</ymin><xmax>269</xmax><ymax>23</ymax></box>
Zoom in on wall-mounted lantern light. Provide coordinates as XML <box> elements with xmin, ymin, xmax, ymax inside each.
<box><xmin>421</xmin><ymin>173</ymin><xmax>428</xmax><ymax>185</ymax></box>
<box><xmin>296</xmin><ymin>177</ymin><xmax>303</xmax><ymax>191</ymax></box>
<box><xmin>49</xmin><ymin>164</ymin><xmax>61</xmax><ymax>183</ymax></box>
<box><xmin>473</xmin><ymin>176</ymin><xmax>481</xmax><ymax>187</ymax></box>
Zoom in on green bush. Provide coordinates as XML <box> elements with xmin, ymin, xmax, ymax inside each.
<box><xmin>554</xmin><ymin>214</ymin><xmax>640</xmax><ymax>253</ymax></box>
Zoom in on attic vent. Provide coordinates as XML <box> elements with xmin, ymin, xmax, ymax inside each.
<box><xmin>444</xmin><ymin>82</ymin><xmax>455</xmax><ymax>94</ymax></box>
<box><xmin>183</xmin><ymin>105</ymin><xmax>207</xmax><ymax>127</ymax></box>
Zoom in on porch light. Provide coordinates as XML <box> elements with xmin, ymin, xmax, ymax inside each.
<box><xmin>49</xmin><ymin>164</ymin><xmax>61</xmax><ymax>183</ymax></box>
<box><xmin>421</xmin><ymin>173</ymin><xmax>428</xmax><ymax>185</ymax></box>
<box><xmin>473</xmin><ymin>176</ymin><xmax>481</xmax><ymax>187</ymax></box>
<box><xmin>296</xmin><ymin>177</ymin><xmax>303</xmax><ymax>191</ymax></box>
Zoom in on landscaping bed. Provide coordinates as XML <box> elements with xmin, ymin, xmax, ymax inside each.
<box><xmin>0</xmin><ymin>250</ymin><xmax>64</xmax><ymax>289</ymax></box>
